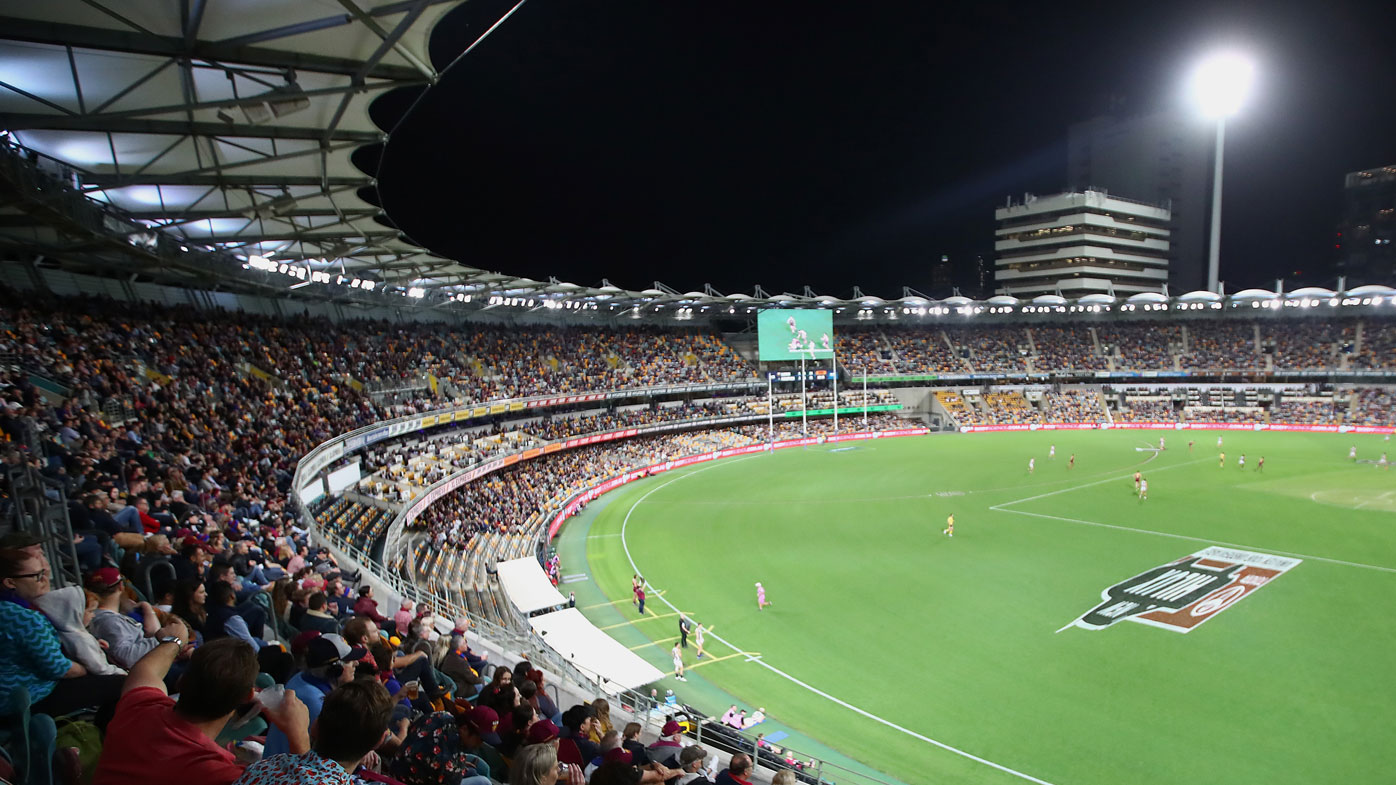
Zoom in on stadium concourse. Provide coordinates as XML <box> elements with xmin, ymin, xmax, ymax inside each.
<box><xmin>3</xmin><ymin>285</ymin><xmax>1396</xmax><ymax>785</ymax></box>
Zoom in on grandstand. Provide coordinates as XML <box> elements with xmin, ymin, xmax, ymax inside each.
<box><xmin>1</xmin><ymin>4</ymin><xmax>1395</xmax><ymax>780</ymax></box>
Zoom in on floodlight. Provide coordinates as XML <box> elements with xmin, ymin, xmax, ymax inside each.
<box><xmin>1191</xmin><ymin>52</ymin><xmax>1254</xmax><ymax>119</ymax></box>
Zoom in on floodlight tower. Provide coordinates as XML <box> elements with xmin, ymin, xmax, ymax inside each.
<box><xmin>1190</xmin><ymin>52</ymin><xmax>1255</xmax><ymax>293</ymax></box>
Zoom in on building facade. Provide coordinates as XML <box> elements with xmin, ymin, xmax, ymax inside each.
<box><xmin>1067</xmin><ymin>112</ymin><xmax>1212</xmax><ymax>293</ymax></box>
<box><xmin>1336</xmin><ymin>165</ymin><xmax>1396</xmax><ymax>283</ymax></box>
<box><xmin>994</xmin><ymin>190</ymin><xmax>1171</xmax><ymax>297</ymax></box>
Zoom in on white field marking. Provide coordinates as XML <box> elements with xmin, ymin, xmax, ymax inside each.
<box><xmin>636</xmin><ymin>459</ymin><xmax>1167</xmax><ymax>507</ymax></box>
<box><xmin>990</xmin><ymin>452</ymin><xmax>1189</xmax><ymax>509</ymax></box>
<box><xmin>994</xmin><ymin>507</ymin><xmax>1396</xmax><ymax>575</ymax></box>
<box><xmin>618</xmin><ymin>458</ymin><xmax>1061</xmax><ymax>785</ymax></box>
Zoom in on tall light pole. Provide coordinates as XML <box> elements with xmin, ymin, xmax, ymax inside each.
<box><xmin>1190</xmin><ymin>52</ymin><xmax>1255</xmax><ymax>294</ymax></box>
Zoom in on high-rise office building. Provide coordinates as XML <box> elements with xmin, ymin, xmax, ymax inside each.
<box><xmin>1067</xmin><ymin>111</ymin><xmax>1212</xmax><ymax>293</ymax></box>
<box><xmin>1336</xmin><ymin>164</ymin><xmax>1396</xmax><ymax>283</ymax></box>
<box><xmin>995</xmin><ymin>190</ymin><xmax>1170</xmax><ymax>297</ymax></box>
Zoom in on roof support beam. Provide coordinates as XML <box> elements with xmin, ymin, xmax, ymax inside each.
<box><xmin>83</xmin><ymin>174</ymin><xmax>369</xmax><ymax>187</ymax></box>
<box><xmin>0</xmin><ymin>114</ymin><xmax>382</xmax><ymax>143</ymax></box>
<box><xmin>128</xmin><ymin>206</ymin><xmax>380</xmax><ymax>220</ymax></box>
<box><xmin>0</xmin><ymin>17</ymin><xmax>425</xmax><ymax>80</ymax></box>
<box><xmin>213</xmin><ymin>0</ymin><xmax>456</xmax><ymax>47</ymax></box>
<box><xmin>197</xmin><ymin>230</ymin><xmax>398</xmax><ymax>243</ymax></box>
<box><xmin>335</xmin><ymin>0</ymin><xmax>436</xmax><ymax>80</ymax></box>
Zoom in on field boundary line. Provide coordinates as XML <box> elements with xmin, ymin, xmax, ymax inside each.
<box><xmin>994</xmin><ymin>507</ymin><xmax>1396</xmax><ymax>574</ymax></box>
<box><xmin>618</xmin><ymin>458</ymin><xmax>1061</xmax><ymax>785</ymax></box>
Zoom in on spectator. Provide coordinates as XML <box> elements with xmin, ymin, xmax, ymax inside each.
<box><xmin>86</xmin><ymin>567</ymin><xmax>175</xmax><ymax>670</ymax></box>
<box><xmin>171</xmin><ymin>577</ymin><xmax>209</xmax><ymax>637</ymax></box>
<box><xmin>511</xmin><ymin>740</ymin><xmax>585</xmax><ymax>785</ymax></box>
<box><xmin>0</xmin><ymin>548</ymin><xmax>125</xmax><ymax>725</ymax></box>
<box><xmin>393</xmin><ymin>598</ymin><xmax>415</xmax><ymax>633</ymax></box>
<box><xmin>93</xmin><ymin>637</ymin><xmax>310</xmax><ymax>785</ymax></box>
<box><xmin>558</xmin><ymin>703</ymin><xmax>601</xmax><ymax>767</ymax></box>
<box><xmin>354</xmin><ymin>585</ymin><xmax>389</xmax><ymax>626</ymax></box>
<box><xmin>263</xmin><ymin>633</ymin><xmax>369</xmax><ymax>757</ymax></box>
<box><xmin>232</xmin><ymin>679</ymin><xmax>395</xmax><ymax>785</ymax></box>
<box><xmin>457</xmin><ymin>711</ymin><xmax>509</xmax><ymax>782</ymax></box>
<box><xmin>205</xmin><ymin>580</ymin><xmax>264</xmax><ymax>650</ymax></box>
<box><xmin>391</xmin><ymin>712</ymin><xmax>491</xmax><ymax>785</ymax></box>
<box><xmin>620</xmin><ymin>722</ymin><xmax>650</xmax><ymax>766</ymax></box>
<box><xmin>300</xmin><ymin>593</ymin><xmax>339</xmax><ymax>635</ymax></box>
<box><xmin>674</xmin><ymin>745</ymin><xmax>715</xmax><ymax>785</ymax></box>
<box><xmin>30</xmin><ymin>584</ymin><xmax>126</xmax><ymax>677</ymax></box>
<box><xmin>714</xmin><ymin>753</ymin><xmax>754</xmax><ymax>785</ymax></box>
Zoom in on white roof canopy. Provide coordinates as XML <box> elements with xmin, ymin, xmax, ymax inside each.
<box><xmin>529</xmin><ymin>609</ymin><xmax>665</xmax><ymax>692</ymax></box>
<box><xmin>495</xmin><ymin>558</ymin><xmax>567</xmax><ymax>615</ymax></box>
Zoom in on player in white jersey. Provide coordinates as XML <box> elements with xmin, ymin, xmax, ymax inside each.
<box><xmin>1159</xmin><ymin>437</ymin><xmax>1166</xmax><ymax>450</ymax></box>
<box><xmin>1380</xmin><ymin>453</ymin><xmax>1390</xmax><ymax>470</ymax></box>
<box><xmin>1028</xmin><ymin>457</ymin><xmax>1035</xmax><ymax>474</ymax></box>
<box><xmin>1049</xmin><ymin>445</ymin><xmax>1056</xmax><ymax>460</ymax></box>
<box><xmin>672</xmin><ymin>642</ymin><xmax>686</xmax><ymax>681</ymax></box>
<box><xmin>1350</xmin><ymin>445</ymin><xmax>1358</xmax><ymax>461</ymax></box>
<box><xmin>1238</xmin><ymin>453</ymin><xmax>1246</xmax><ymax>469</ymax></box>
<box><xmin>1217</xmin><ymin>435</ymin><xmax>1224</xmax><ymax>449</ymax></box>
<box><xmin>1139</xmin><ymin>478</ymin><xmax>1148</xmax><ymax>500</ymax></box>
<box><xmin>695</xmin><ymin>623</ymin><xmax>707</xmax><ymax>659</ymax></box>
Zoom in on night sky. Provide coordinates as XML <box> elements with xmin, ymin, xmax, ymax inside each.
<box><xmin>377</xmin><ymin>0</ymin><xmax>1396</xmax><ymax>297</ymax></box>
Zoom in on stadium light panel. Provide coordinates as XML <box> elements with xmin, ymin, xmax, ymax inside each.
<box><xmin>1191</xmin><ymin>52</ymin><xmax>1255</xmax><ymax>118</ymax></box>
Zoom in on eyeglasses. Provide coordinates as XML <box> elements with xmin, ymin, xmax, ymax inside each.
<box><xmin>12</xmin><ymin>570</ymin><xmax>50</xmax><ymax>582</ymax></box>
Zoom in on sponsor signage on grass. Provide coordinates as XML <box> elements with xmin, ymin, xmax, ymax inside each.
<box><xmin>1062</xmin><ymin>547</ymin><xmax>1301</xmax><ymax>633</ymax></box>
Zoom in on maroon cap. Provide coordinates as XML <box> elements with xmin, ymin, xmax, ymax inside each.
<box><xmin>661</xmin><ymin>720</ymin><xmax>682</xmax><ymax>736</ymax></box>
<box><xmin>604</xmin><ymin>748</ymin><xmax>634</xmax><ymax>765</ymax></box>
<box><xmin>468</xmin><ymin>705</ymin><xmax>499</xmax><ymax>731</ymax></box>
<box><xmin>86</xmin><ymin>567</ymin><xmax>123</xmax><ymax>591</ymax></box>
<box><xmin>526</xmin><ymin>719</ymin><xmax>559</xmax><ymax>744</ymax></box>
<box><xmin>290</xmin><ymin>630</ymin><xmax>322</xmax><ymax>658</ymax></box>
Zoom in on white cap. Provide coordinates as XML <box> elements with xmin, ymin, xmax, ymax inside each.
<box><xmin>755</xmin><ymin>582</ymin><xmax>761</xmax><ymax>587</ymax></box>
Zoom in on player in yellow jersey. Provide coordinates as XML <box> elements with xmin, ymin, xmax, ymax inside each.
<box><xmin>1219</xmin><ymin>451</ymin><xmax>1226</xmax><ymax>467</ymax></box>
<box><xmin>943</xmin><ymin>513</ymin><xmax>954</xmax><ymax>538</ymax></box>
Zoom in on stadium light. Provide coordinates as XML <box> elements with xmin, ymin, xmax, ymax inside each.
<box><xmin>1190</xmin><ymin>51</ymin><xmax>1255</xmax><ymax>295</ymax></box>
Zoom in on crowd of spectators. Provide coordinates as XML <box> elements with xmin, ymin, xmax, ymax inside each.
<box><xmin>1097</xmin><ymin>323</ymin><xmax>1179</xmax><ymax>370</ymax></box>
<box><xmin>1345</xmin><ymin>388</ymin><xmax>1396</xmax><ymax>427</ymax></box>
<box><xmin>1120</xmin><ymin>399</ymin><xmax>1177</xmax><ymax>423</ymax></box>
<box><xmin>1268</xmin><ymin>399</ymin><xmax>1341</xmax><ymax>424</ymax></box>
<box><xmin>1030</xmin><ymin>326</ymin><xmax>1107</xmax><ymax>372</ymax></box>
<box><xmin>945</xmin><ymin>326</ymin><xmax>1030</xmax><ymax>373</ymax></box>
<box><xmin>1041</xmin><ymin>390</ymin><xmax>1106</xmax><ymax>422</ymax></box>
<box><xmin>1267</xmin><ymin>321</ymin><xmax>1345</xmax><ymax>370</ymax></box>
<box><xmin>1352</xmin><ymin>322</ymin><xmax>1396</xmax><ymax>370</ymax></box>
<box><xmin>1182</xmin><ymin>322</ymin><xmax>1257</xmax><ymax>370</ymax></box>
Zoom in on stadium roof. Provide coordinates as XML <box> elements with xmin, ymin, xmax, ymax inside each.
<box><xmin>1</xmin><ymin>4</ymin><xmax>1392</xmax><ymax>319</ymax></box>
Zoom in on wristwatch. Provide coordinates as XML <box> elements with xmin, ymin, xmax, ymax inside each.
<box><xmin>157</xmin><ymin>636</ymin><xmax>184</xmax><ymax>648</ymax></box>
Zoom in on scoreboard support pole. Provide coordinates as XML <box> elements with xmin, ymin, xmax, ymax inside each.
<box><xmin>800</xmin><ymin>357</ymin><xmax>807</xmax><ymax>436</ymax></box>
<box><xmin>863</xmin><ymin>368</ymin><xmax>868</xmax><ymax>425</ymax></box>
<box><xmin>767</xmin><ymin>376</ymin><xmax>773</xmax><ymax>442</ymax></box>
<box><xmin>832</xmin><ymin>353</ymin><xmax>838</xmax><ymax>432</ymax></box>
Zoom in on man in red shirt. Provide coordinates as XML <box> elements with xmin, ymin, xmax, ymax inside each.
<box><xmin>94</xmin><ymin>637</ymin><xmax>311</xmax><ymax>785</ymax></box>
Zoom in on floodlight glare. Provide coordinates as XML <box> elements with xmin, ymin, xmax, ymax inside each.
<box><xmin>1191</xmin><ymin>52</ymin><xmax>1254</xmax><ymax>119</ymax></box>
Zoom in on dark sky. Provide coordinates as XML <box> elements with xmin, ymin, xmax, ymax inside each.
<box><xmin>377</xmin><ymin>0</ymin><xmax>1396</xmax><ymax>297</ymax></box>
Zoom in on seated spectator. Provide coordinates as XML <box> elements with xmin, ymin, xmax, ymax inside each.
<box><xmin>512</xmin><ymin>740</ymin><xmax>584</xmax><ymax>785</ymax></box>
<box><xmin>645</xmin><ymin>719</ymin><xmax>685</xmax><ymax>766</ymax></box>
<box><xmin>30</xmin><ymin>584</ymin><xmax>126</xmax><ymax>677</ymax></box>
<box><xmin>299</xmin><ymin>592</ymin><xmax>340</xmax><ymax>634</ymax></box>
<box><xmin>264</xmin><ymin>633</ymin><xmax>369</xmax><ymax>757</ymax></box>
<box><xmin>0</xmin><ymin>548</ymin><xmax>125</xmax><ymax>726</ymax></box>
<box><xmin>94</xmin><ymin>637</ymin><xmax>309</xmax><ymax>785</ymax></box>
<box><xmin>171</xmin><ymin>577</ymin><xmax>208</xmax><ymax>638</ymax></box>
<box><xmin>354</xmin><ymin>585</ymin><xmax>390</xmax><ymax>626</ymax></box>
<box><xmin>439</xmin><ymin>634</ymin><xmax>484</xmax><ymax>698</ymax></box>
<box><xmin>207</xmin><ymin>562</ymin><xmax>268</xmax><ymax>632</ymax></box>
<box><xmin>620</xmin><ymin>722</ymin><xmax>650</xmax><ymax>766</ymax></box>
<box><xmin>674</xmin><ymin>745</ymin><xmax>715</xmax><ymax>785</ymax></box>
<box><xmin>714</xmin><ymin>753</ymin><xmax>754</xmax><ymax>785</ymax></box>
<box><xmin>205</xmin><ymin>580</ymin><xmax>265</xmax><ymax>650</ymax></box>
<box><xmin>86</xmin><ymin>567</ymin><xmax>173</xmax><ymax>670</ymax></box>
<box><xmin>558</xmin><ymin>704</ymin><xmax>601</xmax><ymax>767</ymax></box>
<box><xmin>394</xmin><ymin>598</ymin><xmax>415</xmax><ymax>633</ymax></box>
<box><xmin>457</xmin><ymin>710</ymin><xmax>509</xmax><ymax>783</ymax></box>
<box><xmin>391</xmin><ymin>712</ymin><xmax>491</xmax><ymax>785</ymax></box>
<box><xmin>232</xmin><ymin>679</ymin><xmax>395</xmax><ymax>785</ymax></box>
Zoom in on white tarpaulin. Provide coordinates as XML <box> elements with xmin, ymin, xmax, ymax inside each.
<box><xmin>529</xmin><ymin>609</ymin><xmax>665</xmax><ymax>692</ymax></box>
<box><xmin>496</xmin><ymin>558</ymin><xmax>567</xmax><ymax>615</ymax></box>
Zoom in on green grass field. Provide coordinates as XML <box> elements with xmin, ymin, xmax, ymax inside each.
<box><xmin>559</xmin><ymin>430</ymin><xmax>1396</xmax><ymax>785</ymax></box>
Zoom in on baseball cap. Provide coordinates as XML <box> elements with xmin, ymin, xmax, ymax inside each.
<box><xmin>86</xmin><ymin>567</ymin><xmax>123</xmax><ymax>592</ymax></box>
<box><xmin>604</xmin><ymin>748</ymin><xmax>634</xmax><ymax>765</ymax></box>
<box><xmin>290</xmin><ymin>630</ymin><xmax>322</xmax><ymax>658</ymax></box>
<box><xmin>305</xmin><ymin>634</ymin><xmax>350</xmax><ymax>669</ymax></box>
<box><xmin>526</xmin><ymin>719</ymin><xmax>559</xmax><ymax>744</ymax></box>
<box><xmin>468</xmin><ymin>705</ymin><xmax>499</xmax><ymax>732</ymax></box>
<box><xmin>661</xmin><ymin>720</ymin><xmax>682</xmax><ymax>736</ymax></box>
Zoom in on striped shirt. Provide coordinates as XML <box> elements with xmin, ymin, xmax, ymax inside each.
<box><xmin>0</xmin><ymin>596</ymin><xmax>72</xmax><ymax>703</ymax></box>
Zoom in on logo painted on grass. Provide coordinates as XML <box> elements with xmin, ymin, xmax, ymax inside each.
<box><xmin>1060</xmin><ymin>547</ymin><xmax>1301</xmax><ymax>633</ymax></box>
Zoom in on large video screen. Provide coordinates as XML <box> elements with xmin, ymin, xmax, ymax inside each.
<box><xmin>757</xmin><ymin>309</ymin><xmax>835</xmax><ymax>361</ymax></box>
